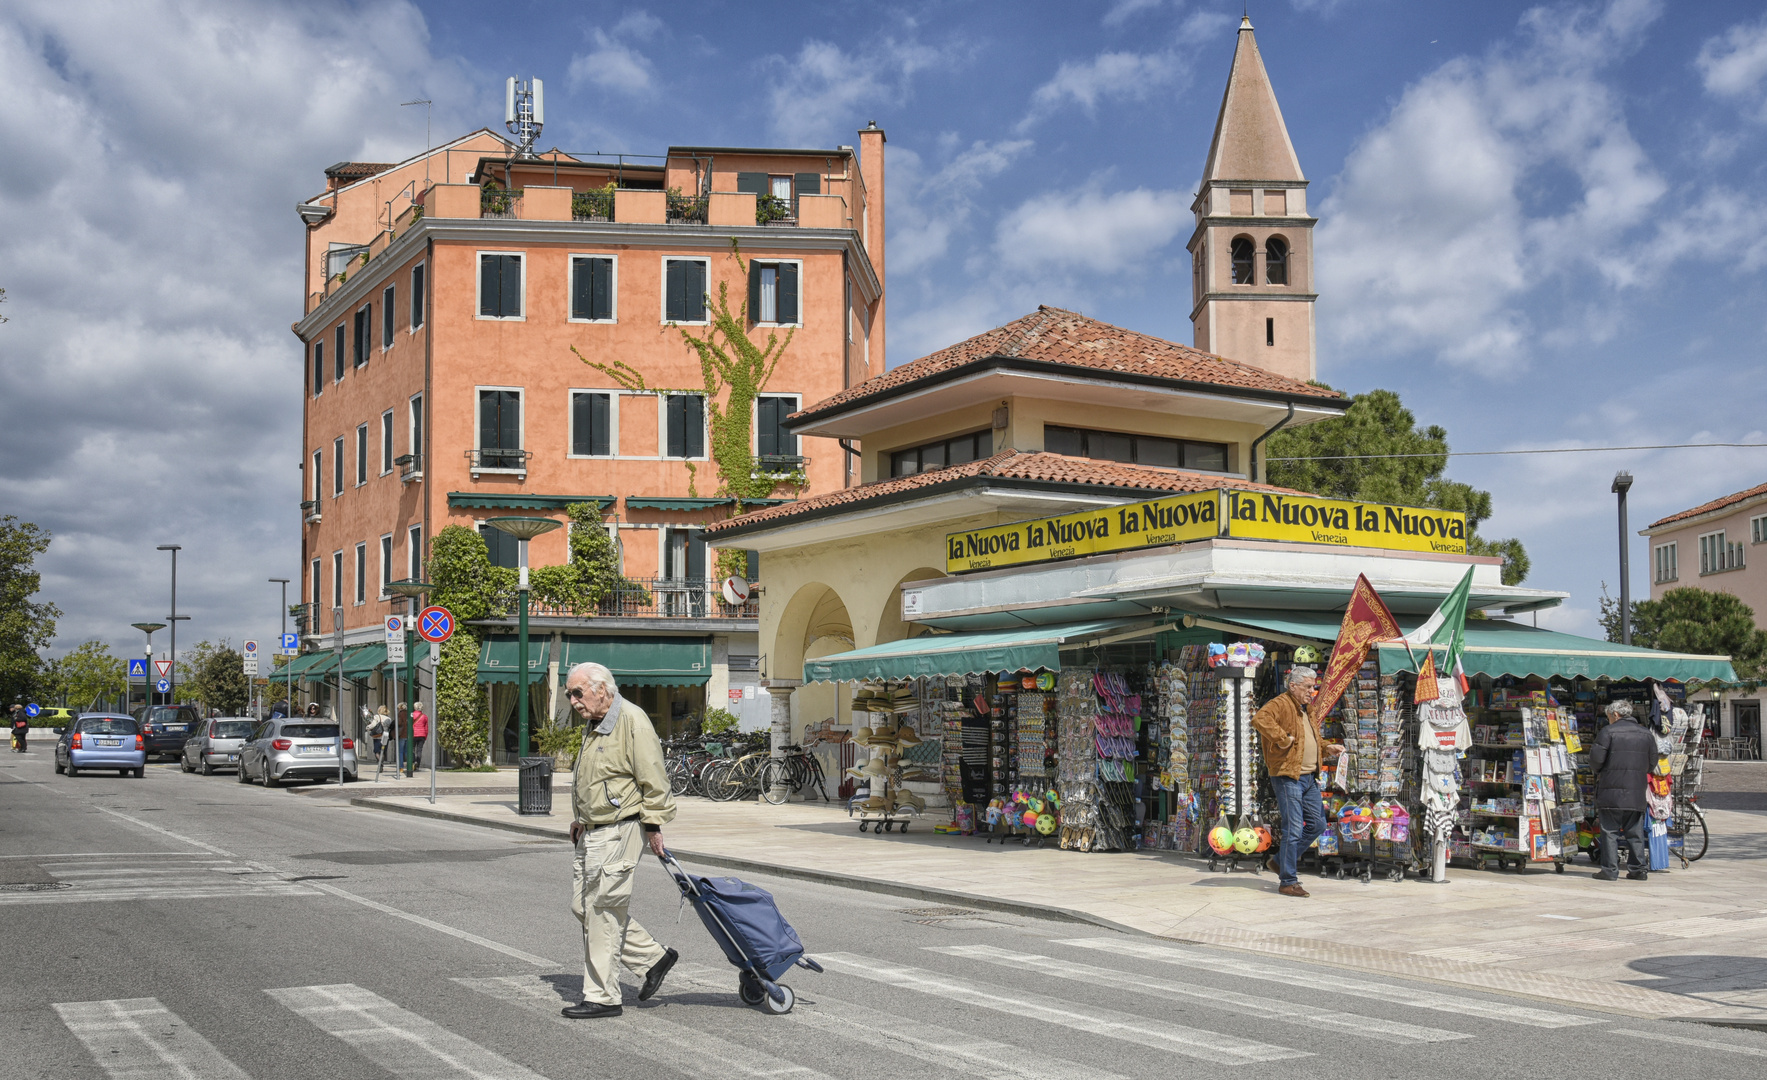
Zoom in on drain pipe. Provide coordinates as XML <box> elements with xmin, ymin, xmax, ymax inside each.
<box><xmin>839</xmin><ymin>439</ymin><xmax>861</xmax><ymax>488</ymax></box>
<box><xmin>1248</xmin><ymin>401</ymin><xmax>1295</xmax><ymax>484</ymax></box>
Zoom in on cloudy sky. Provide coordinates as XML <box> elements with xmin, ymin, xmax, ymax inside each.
<box><xmin>3</xmin><ymin>0</ymin><xmax>1766</xmax><ymax>662</ymax></box>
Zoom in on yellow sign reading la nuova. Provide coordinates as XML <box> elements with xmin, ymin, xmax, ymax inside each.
<box><xmin>945</xmin><ymin>490</ymin><xmax>1220</xmax><ymax>572</ymax></box>
<box><xmin>1223</xmin><ymin>490</ymin><xmax>1467</xmax><ymax>554</ymax></box>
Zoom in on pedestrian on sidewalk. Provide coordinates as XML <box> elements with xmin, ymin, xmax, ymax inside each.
<box><xmin>1250</xmin><ymin>665</ymin><xmax>1345</xmax><ymax>898</ymax></box>
<box><xmin>405</xmin><ymin>703</ymin><xmax>429</xmax><ymax>777</ymax></box>
<box><xmin>560</xmin><ymin>661</ymin><xmax>678</xmax><ymax>1019</ymax></box>
<box><xmin>367</xmin><ymin>706</ymin><xmax>391</xmax><ymax>763</ymax></box>
<box><xmin>1591</xmin><ymin>701</ymin><xmax>1653</xmax><ymax>881</ymax></box>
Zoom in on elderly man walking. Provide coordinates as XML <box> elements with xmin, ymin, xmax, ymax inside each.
<box><xmin>1591</xmin><ymin>701</ymin><xmax>1655</xmax><ymax>881</ymax></box>
<box><xmin>560</xmin><ymin>661</ymin><xmax>678</xmax><ymax>1018</ymax></box>
<box><xmin>1250</xmin><ymin>665</ymin><xmax>1344</xmax><ymax>897</ymax></box>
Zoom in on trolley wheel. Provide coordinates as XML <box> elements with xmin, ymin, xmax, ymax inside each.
<box><xmin>1359</xmin><ymin>871</ymin><xmax>1372</xmax><ymax>884</ymax></box>
<box><xmin>738</xmin><ymin>974</ymin><xmax>766</xmax><ymax>1006</ymax></box>
<box><xmin>1208</xmin><ymin>857</ymin><xmax>1219</xmax><ymax>872</ymax></box>
<box><xmin>763</xmin><ymin>983</ymin><xmax>795</xmax><ymax>1015</ymax></box>
<box><xmin>1334</xmin><ymin>867</ymin><xmax>1346</xmax><ymax>881</ymax></box>
<box><xmin>1388</xmin><ymin>868</ymin><xmax>1404</xmax><ymax>883</ymax></box>
<box><xmin>899</xmin><ymin>821</ymin><xmax>909</xmax><ymax>833</ymax></box>
<box><xmin>857</xmin><ymin>821</ymin><xmax>869</xmax><ymax>833</ymax></box>
<box><xmin>1555</xmin><ymin>860</ymin><xmax>1566</xmax><ymax>874</ymax></box>
<box><xmin>874</xmin><ymin>823</ymin><xmax>888</xmax><ymax>838</ymax></box>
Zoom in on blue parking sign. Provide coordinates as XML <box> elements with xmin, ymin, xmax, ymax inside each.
<box><xmin>280</xmin><ymin>632</ymin><xmax>299</xmax><ymax>655</ymax></box>
<box><xmin>128</xmin><ymin>658</ymin><xmax>148</xmax><ymax>678</ymax></box>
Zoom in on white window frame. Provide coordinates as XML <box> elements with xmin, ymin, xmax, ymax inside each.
<box><xmin>660</xmin><ymin>256</ymin><xmax>711</xmax><ymax>326</ymax></box>
<box><xmin>474</xmin><ymin>384</ymin><xmax>526</xmax><ymax>472</ymax></box>
<box><xmin>567</xmin><ymin>389</ymin><xmax>619</xmax><ymax>459</ymax></box>
<box><xmin>409</xmin><ymin>261</ymin><xmax>426</xmax><ymax>332</ymax></box>
<box><xmin>659</xmin><ymin>392</ymin><xmax>709</xmax><ymax>460</ymax></box>
<box><xmin>354</xmin><ymin>302</ymin><xmax>373</xmax><ymax>367</ymax></box>
<box><xmin>1700</xmin><ymin>529</ymin><xmax>1744</xmax><ymax>574</ymax></box>
<box><xmin>311</xmin><ymin>558</ymin><xmax>322</xmax><ymax>614</ymax></box>
<box><xmin>1752</xmin><ymin>513</ymin><xmax>1767</xmax><ymax>545</ymax></box>
<box><xmin>332</xmin><ymin>436</ymin><xmax>345</xmax><ymax>497</ymax></box>
<box><xmin>475</xmin><ymin>250</ymin><xmax>526</xmax><ymax>321</ymax></box>
<box><xmin>379</xmin><ymin>533</ymin><xmax>394</xmax><ymax>599</ymax></box>
<box><xmin>355</xmin><ymin>423</ymin><xmax>369</xmax><ymax>487</ymax></box>
<box><xmin>381</xmin><ymin>284</ymin><xmax>396</xmax><ymax>350</ymax></box>
<box><xmin>332</xmin><ymin>550</ymin><xmax>344</xmax><ymax>610</ymax></box>
<box><xmin>354</xmin><ymin>542</ymin><xmax>368</xmax><ymax>606</ymax></box>
<box><xmin>407</xmin><ymin>524</ymin><xmax>423</xmax><ymax>582</ymax></box>
<box><xmin>380</xmin><ymin>409</ymin><xmax>395</xmax><ymax>475</ymax></box>
<box><xmin>567</xmin><ymin>253</ymin><xmax>619</xmax><ymax>324</ymax></box>
<box><xmin>408</xmin><ymin>392</ymin><xmax>424</xmax><ymax>469</ymax></box>
<box><xmin>311</xmin><ymin>449</ymin><xmax>322</xmax><ymax>503</ymax></box>
<box><xmin>1653</xmin><ymin>541</ymin><xmax>1677</xmax><ymax>584</ymax></box>
<box><xmin>751</xmin><ymin>258</ymin><xmax>804</xmax><ymax>328</ymax></box>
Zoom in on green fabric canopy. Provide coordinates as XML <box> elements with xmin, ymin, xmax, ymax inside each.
<box><xmin>477</xmin><ymin>637</ymin><xmax>551</xmax><ymax>684</ymax></box>
<box><xmin>282</xmin><ymin>651</ymin><xmax>336</xmax><ymax>679</ymax></box>
<box><xmin>802</xmin><ymin>618</ymin><xmax>1168</xmax><ymax>683</ymax></box>
<box><xmin>1182</xmin><ymin>611</ymin><xmax>1737</xmax><ymax>683</ymax></box>
<box><xmin>559</xmin><ymin>635</ymin><xmax>711</xmax><ymax>686</ymax></box>
<box><xmin>341</xmin><ymin>644</ymin><xmax>387</xmax><ymax>679</ymax></box>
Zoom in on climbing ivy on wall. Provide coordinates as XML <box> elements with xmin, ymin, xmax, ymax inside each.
<box><xmin>572</xmin><ymin>239</ymin><xmax>805</xmax><ymax>515</ymax></box>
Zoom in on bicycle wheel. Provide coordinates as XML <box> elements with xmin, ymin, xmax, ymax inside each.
<box><xmin>760</xmin><ymin>759</ymin><xmax>792</xmax><ymax>804</ymax></box>
<box><xmin>666</xmin><ymin>758</ymin><xmax>692</xmax><ymax>797</ymax></box>
<box><xmin>1683</xmin><ymin>803</ymin><xmax>1709</xmax><ymax>861</ymax></box>
<box><xmin>702</xmin><ymin>761</ymin><xmax>742</xmax><ymax>802</ymax></box>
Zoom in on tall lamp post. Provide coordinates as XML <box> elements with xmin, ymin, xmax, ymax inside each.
<box><xmin>385</xmin><ymin>578</ymin><xmax>433</xmax><ymax>777</ymax></box>
<box><xmin>131</xmin><ymin>622</ymin><xmax>165</xmax><ymax>710</ymax></box>
<box><xmin>269</xmin><ymin>578</ymin><xmax>290</xmax><ymax>717</ymax></box>
<box><xmin>1612</xmin><ymin>472</ymin><xmax>1634</xmax><ymax>646</ymax></box>
<box><xmin>156</xmin><ymin>545</ymin><xmax>182</xmax><ymax>703</ymax></box>
<box><xmin>486</xmin><ymin>517</ymin><xmax>562</xmax><ymax>762</ymax></box>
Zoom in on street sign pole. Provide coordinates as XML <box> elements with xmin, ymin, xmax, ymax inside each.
<box><xmin>334</xmin><ymin>606</ymin><xmax>345</xmax><ymax>786</ymax></box>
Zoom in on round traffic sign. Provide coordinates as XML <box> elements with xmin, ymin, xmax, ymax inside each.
<box><xmin>721</xmin><ymin>576</ymin><xmax>751</xmax><ymax>605</ymax></box>
<box><xmin>156</xmin><ymin>679</ymin><xmax>170</xmax><ymax>694</ymax></box>
<box><xmin>417</xmin><ymin>606</ymin><xmax>455</xmax><ymax>644</ymax></box>
<box><xmin>24</xmin><ymin>703</ymin><xmax>40</xmax><ymax>718</ymax></box>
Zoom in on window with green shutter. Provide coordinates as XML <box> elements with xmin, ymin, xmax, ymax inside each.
<box><xmin>747</xmin><ymin>261</ymin><xmax>799</xmax><ymax>324</ymax></box>
<box><xmin>478</xmin><ymin>253</ymin><xmax>523</xmax><ymax>318</ymax></box>
<box><xmin>572</xmin><ymin>392</ymin><xmax>611</xmax><ymax>456</ymax></box>
<box><xmin>664</xmin><ymin>259</ymin><xmax>706</xmax><ymax>322</ymax></box>
<box><xmin>571</xmin><ymin>256</ymin><xmax>615</xmax><ymax>321</ymax></box>
<box><xmin>757</xmin><ymin>396</ymin><xmax>798</xmax><ymax>458</ymax></box>
<box><xmin>665</xmin><ymin>394</ymin><xmax>705</xmax><ymax>458</ymax></box>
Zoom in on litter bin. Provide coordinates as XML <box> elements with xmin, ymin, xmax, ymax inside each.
<box><xmin>518</xmin><ymin>756</ymin><xmax>554</xmax><ymax>816</ymax></box>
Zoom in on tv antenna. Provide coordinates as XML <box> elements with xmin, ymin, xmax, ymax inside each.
<box><xmin>402</xmin><ymin>98</ymin><xmax>432</xmax><ymax>186</ymax></box>
<box><xmin>505</xmin><ymin>78</ymin><xmax>544</xmax><ymax>160</ymax></box>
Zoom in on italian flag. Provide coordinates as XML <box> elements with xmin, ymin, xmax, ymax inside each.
<box><xmin>1401</xmin><ymin>566</ymin><xmax>1473</xmax><ymax>702</ymax></box>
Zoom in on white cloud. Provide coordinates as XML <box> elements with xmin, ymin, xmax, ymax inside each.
<box><xmin>568</xmin><ymin>11</ymin><xmax>664</xmax><ymax>97</ymax></box>
<box><xmin>1017</xmin><ymin>10</ymin><xmax>1228</xmax><ymax>131</ymax></box>
<box><xmin>761</xmin><ymin>38</ymin><xmax>954</xmax><ymax>146</ymax></box>
<box><xmin>994</xmin><ymin>183</ymin><xmax>1189</xmax><ymax>273</ymax></box>
<box><xmin>1316</xmin><ymin>0</ymin><xmax>1669</xmax><ymax>372</ymax></box>
<box><xmin>890</xmin><ymin>138</ymin><xmax>1034</xmax><ymax>275</ymax></box>
<box><xmin>1102</xmin><ymin>0</ymin><xmax>1165</xmax><ymax>29</ymax></box>
<box><xmin>1698</xmin><ymin>12</ymin><xmax>1767</xmax><ymax>119</ymax></box>
<box><xmin>0</xmin><ymin>0</ymin><xmax>479</xmax><ymax>657</ymax></box>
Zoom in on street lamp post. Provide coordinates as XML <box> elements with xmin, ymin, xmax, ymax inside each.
<box><xmin>156</xmin><ymin>545</ymin><xmax>182</xmax><ymax>703</ymax></box>
<box><xmin>385</xmin><ymin>579</ymin><xmax>433</xmax><ymax>780</ymax></box>
<box><xmin>485</xmin><ymin>517</ymin><xmax>562</xmax><ymax>764</ymax></box>
<box><xmin>1612</xmin><ymin>472</ymin><xmax>1634</xmax><ymax>646</ymax></box>
<box><xmin>333</xmin><ymin>605</ymin><xmax>346</xmax><ymax>785</ymax></box>
<box><xmin>130</xmin><ymin>622</ymin><xmax>165</xmax><ymax>711</ymax></box>
<box><xmin>269</xmin><ymin>578</ymin><xmax>290</xmax><ymax>717</ymax></box>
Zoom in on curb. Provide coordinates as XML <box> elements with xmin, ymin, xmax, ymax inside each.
<box><xmin>347</xmin><ymin>795</ymin><xmax>1142</xmax><ymax>935</ymax></box>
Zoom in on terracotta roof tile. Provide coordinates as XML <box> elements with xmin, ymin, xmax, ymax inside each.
<box><xmin>1648</xmin><ymin>481</ymin><xmax>1767</xmax><ymax>529</ymax></box>
<box><xmin>793</xmin><ymin>306</ymin><xmax>1342</xmax><ymax>423</ymax></box>
<box><xmin>705</xmin><ymin>450</ymin><xmax>1298</xmax><ymax>536</ymax></box>
<box><xmin>325</xmin><ymin>161</ymin><xmax>396</xmax><ymax>180</ymax></box>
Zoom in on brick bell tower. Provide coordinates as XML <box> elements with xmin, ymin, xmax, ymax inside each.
<box><xmin>1187</xmin><ymin>16</ymin><xmax>1316</xmax><ymax>383</ymax></box>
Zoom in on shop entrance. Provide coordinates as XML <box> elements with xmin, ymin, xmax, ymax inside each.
<box><xmin>1733</xmin><ymin>700</ymin><xmax>1760</xmax><ymax>760</ymax></box>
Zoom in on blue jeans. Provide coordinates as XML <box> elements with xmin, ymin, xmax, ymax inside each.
<box><xmin>1272</xmin><ymin>773</ymin><xmax>1325</xmax><ymax>886</ymax></box>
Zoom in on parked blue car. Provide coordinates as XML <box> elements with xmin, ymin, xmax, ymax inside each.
<box><xmin>56</xmin><ymin>714</ymin><xmax>147</xmax><ymax>778</ymax></box>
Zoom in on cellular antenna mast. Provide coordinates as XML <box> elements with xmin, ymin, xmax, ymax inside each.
<box><xmin>505</xmin><ymin>77</ymin><xmax>544</xmax><ymax>160</ymax></box>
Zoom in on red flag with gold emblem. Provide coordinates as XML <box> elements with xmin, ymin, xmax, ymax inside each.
<box><xmin>1310</xmin><ymin>574</ymin><xmax>1403</xmax><ymax>725</ymax></box>
<box><xmin>1413</xmin><ymin>650</ymin><xmax>1441</xmax><ymax>704</ymax></box>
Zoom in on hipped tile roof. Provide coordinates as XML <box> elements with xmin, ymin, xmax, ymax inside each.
<box><xmin>791</xmin><ymin>306</ymin><xmax>1341</xmax><ymax>424</ymax></box>
<box><xmin>704</xmin><ymin>450</ymin><xmax>1296</xmax><ymax>536</ymax></box>
<box><xmin>1648</xmin><ymin>481</ymin><xmax>1767</xmax><ymax>529</ymax></box>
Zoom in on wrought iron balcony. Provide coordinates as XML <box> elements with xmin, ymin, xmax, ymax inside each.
<box><xmin>526</xmin><ymin>577</ymin><xmax>759</xmax><ymax>621</ymax></box>
<box><xmin>466</xmin><ymin>448</ymin><xmax>531</xmax><ymax>477</ymax></box>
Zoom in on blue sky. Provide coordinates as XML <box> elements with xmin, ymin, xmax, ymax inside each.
<box><xmin>3</xmin><ymin>0</ymin><xmax>1766</xmax><ymax>661</ymax></box>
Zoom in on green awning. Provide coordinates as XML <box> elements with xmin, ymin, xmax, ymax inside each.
<box><xmin>448</xmin><ymin>492</ymin><xmax>614</xmax><ymax>511</ymax></box>
<box><xmin>802</xmin><ymin>618</ymin><xmax>1170</xmax><ymax>683</ymax></box>
<box><xmin>283</xmin><ymin>651</ymin><xmax>336</xmax><ymax>679</ymax></box>
<box><xmin>342</xmin><ymin>644</ymin><xmax>387</xmax><ymax>678</ymax></box>
<box><xmin>560</xmin><ymin>635</ymin><xmax>711</xmax><ymax>686</ymax></box>
<box><xmin>1181</xmin><ymin>612</ymin><xmax>1738</xmax><ymax>683</ymax></box>
<box><xmin>624</xmin><ymin>496</ymin><xmax>795</xmax><ymax>511</ymax></box>
<box><xmin>477</xmin><ymin>637</ymin><xmax>551</xmax><ymax>684</ymax></box>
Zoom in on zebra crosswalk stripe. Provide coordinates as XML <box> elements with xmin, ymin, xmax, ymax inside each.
<box><xmin>1055</xmin><ymin>938</ymin><xmax>1604</xmax><ymax>1029</ymax></box>
<box><xmin>934</xmin><ymin>944</ymin><xmax>1473</xmax><ymax>1044</ymax></box>
<box><xmin>268</xmin><ymin>983</ymin><xmax>549</xmax><ymax>1080</ymax></box>
<box><xmin>818</xmin><ymin>952</ymin><xmax>1311</xmax><ymax>1065</ymax></box>
<box><xmin>53</xmin><ymin>997</ymin><xmax>251</xmax><ymax>1080</ymax></box>
<box><xmin>666</xmin><ymin>961</ymin><xmax>1141</xmax><ymax>1080</ymax></box>
<box><xmin>455</xmin><ymin>974</ymin><xmax>836</xmax><ymax>1080</ymax></box>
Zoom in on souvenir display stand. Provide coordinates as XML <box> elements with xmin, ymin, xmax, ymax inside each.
<box><xmin>843</xmin><ymin>683</ymin><xmax>926</xmax><ymax>834</ymax></box>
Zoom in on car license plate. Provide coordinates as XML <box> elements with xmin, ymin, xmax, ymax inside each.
<box><xmin>165</xmin><ymin>725</ymin><xmax>186</xmax><ymax>733</ymax></box>
<box><xmin>298</xmin><ymin>745</ymin><xmax>328</xmax><ymax>755</ymax></box>
<box><xmin>98</xmin><ymin>738</ymin><xmax>122</xmax><ymax>746</ymax></box>
<box><xmin>227</xmin><ymin>754</ymin><xmax>237</xmax><ymax>761</ymax></box>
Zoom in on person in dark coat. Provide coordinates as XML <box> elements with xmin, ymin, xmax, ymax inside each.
<box><xmin>1590</xmin><ymin>701</ymin><xmax>1655</xmax><ymax>881</ymax></box>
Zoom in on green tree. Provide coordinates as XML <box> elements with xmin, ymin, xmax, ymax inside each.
<box><xmin>1619</xmin><ymin>587</ymin><xmax>1767</xmax><ymax>678</ymax></box>
<box><xmin>426</xmin><ymin>525</ymin><xmax>501</xmax><ymax>767</ymax></box>
<box><xmin>44</xmin><ymin>640</ymin><xmax>125</xmax><ymax>710</ymax></box>
<box><xmin>195</xmin><ymin>645</ymin><xmax>250</xmax><ymax>715</ymax></box>
<box><xmin>1266</xmin><ymin>388</ymin><xmax>1531</xmax><ymax>584</ymax></box>
<box><xmin>0</xmin><ymin>517</ymin><xmax>59</xmax><ymax>705</ymax></box>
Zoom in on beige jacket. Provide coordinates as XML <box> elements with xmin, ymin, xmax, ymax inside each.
<box><xmin>1250</xmin><ymin>691</ymin><xmax>1328</xmax><ymax>779</ymax></box>
<box><xmin>570</xmin><ymin>695</ymin><xmax>676</xmax><ymax>828</ymax></box>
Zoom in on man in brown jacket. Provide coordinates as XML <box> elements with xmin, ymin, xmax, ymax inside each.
<box><xmin>1250</xmin><ymin>665</ymin><xmax>1343</xmax><ymax>897</ymax></box>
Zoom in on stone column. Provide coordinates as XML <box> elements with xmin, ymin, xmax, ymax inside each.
<box><xmin>764</xmin><ymin>679</ymin><xmax>801</xmax><ymax>803</ymax></box>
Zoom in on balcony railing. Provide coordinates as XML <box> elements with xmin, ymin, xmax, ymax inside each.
<box><xmin>481</xmin><ymin>186</ymin><xmax>522</xmax><ymax>219</ymax></box>
<box><xmin>756</xmin><ymin>195</ymin><xmax>795</xmax><ymax>227</ymax></box>
<box><xmin>666</xmin><ymin>192</ymin><xmax>708</xmax><ymax>225</ymax></box>
<box><xmin>466</xmin><ymin>448</ymin><xmax>531</xmax><ymax>476</ymax></box>
<box><xmin>571</xmin><ymin>187</ymin><xmax>614</xmax><ymax>222</ymax></box>
<box><xmin>527</xmin><ymin>577</ymin><xmax>759</xmax><ymax>620</ymax></box>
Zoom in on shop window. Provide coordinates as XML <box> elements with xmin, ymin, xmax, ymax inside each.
<box><xmin>1265</xmin><ymin>237</ymin><xmax>1288</xmax><ymax>285</ymax></box>
<box><xmin>1230</xmin><ymin>237</ymin><xmax>1255</xmax><ymax>285</ymax></box>
<box><xmin>1045</xmin><ymin>425</ymin><xmax>1229</xmax><ymax>472</ymax></box>
<box><xmin>890</xmin><ymin>430</ymin><xmax>992</xmax><ymax>478</ymax></box>
<box><xmin>665</xmin><ymin>393</ymin><xmax>705</xmax><ymax>458</ymax></box>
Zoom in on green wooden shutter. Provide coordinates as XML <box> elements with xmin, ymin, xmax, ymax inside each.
<box><xmin>665</xmin><ymin>260</ymin><xmax>684</xmax><ymax>321</ymax></box>
<box><xmin>793</xmin><ymin>172</ymin><xmax>820</xmax><ymax>217</ymax></box>
<box><xmin>479</xmin><ymin>391</ymin><xmax>497</xmax><ymax>456</ymax></box>
<box><xmin>684</xmin><ymin>394</ymin><xmax>704</xmax><ymax>457</ymax></box>
<box><xmin>571</xmin><ymin>393</ymin><xmax>590</xmax><ymax>455</ymax></box>
<box><xmin>747</xmin><ymin>261</ymin><xmax>762</xmax><ymax>323</ymax></box>
<box><xmin>591</xmin><ymin>258</ymin><xmax>613</xmax><ymax>321</ymax></box>
<box><xmin>686</xmin><ymin>261</ymin><xmax>705</xmax><ymax>322</ymax></box>
<box><xmin>499</xmin><ymin>255</ymin><xmax>521</xmax><ymax>316</ymax></box>
<box><xmin>778</xmin><ymin>262</ymin><xmax>798</xmax><ymax>325</ymax></box>
<box><xmin>757</xmin><ymin>397</ymin><xmax>778</xmax><ymax>457</ymax></box>
<box><xmin>736</xmin><ymin>172</ymin><xmax>767</xmax><ymax>195</ymax></box>
<box><xmin>571</xmin><ymin>258</ymin><xmax>591</xmax><ymax>320</ymax></box>
<box><xmin>591</xmin><ymin>392</ymin><xmax>610</xmax><ymax>455</ymax></box>
<box><xmin>479</xmin><ymin>255</ymin><xmax>497</xmax><ymax>316</ymax></box>
<box><xmin>666</xmin><ymin>395</ymin><xmax>685</xmax><ymax>458</ymax></box>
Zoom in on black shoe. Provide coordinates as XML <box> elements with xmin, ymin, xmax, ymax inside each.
<box><xmin>639</xmin><ymin>948</ymin><xmax>678</xmax><ymax>1002</ymax></box>
<box><xmin>1592</xmin><ymin>871</ymin><xmax>1619</xmax><ymax>881</ymax></box>
<box><xmin>1626</xmin><ymin>871</ymin><xmax>1650</xmax><ymax>881</ymax></box>
<box><xmin>561</xmin><ymin>1001</ymin><xmax>623</xmax><ymax>1019</ymax></box>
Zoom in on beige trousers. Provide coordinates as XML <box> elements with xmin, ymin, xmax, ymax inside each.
<box><xmin>571</xmin><ymin>817</ymin><xmax>667</xmax><ymax>1005</ymax></box>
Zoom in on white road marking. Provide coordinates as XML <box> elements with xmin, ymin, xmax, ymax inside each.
<box><xmin>1618</xmin><ymin>1029</ymin><xmax>1767</xmax><ymax>1057</ymax></box>
<box><xmin>1056</xmin><ymin>938</ymin><xmax>1604</xmax><ymax>1029</ymax></box>
<box><xmin>455</xmin><ymin>974</ymin><xmax>833</xmax><ymax>1080</ymax></box>
<box><xmin>54</xmin><ymin>997</ymin><xmax>251</xmax><ymax>1080</ymax></box>
<box><xmin>819</xmin><ymin>952</ymin><xmax>1310</xmax><ymax>1065</ymax></box>
<box><xmin>92</xmin><ymin>806</ymin><xmax>236</xmax><ymax>856</ymax></box>
<box><xmin>269</xmin><ymin>983</ymin><xmax>549</xmax><ymax>1080</ymax></box>
<box><xmin>0</xmin><ymin>885</ymin><xmax>317</xmax><ymax>906</ymax></box>
<box><xmin>936</xmin><ymin>944</ymin><xmax>1472</xmax><ymax>1044</ymax></box>
<box><xmin>667</xmin><ymin>961</ymin><xmax>1140</xmax><ymax>1080</ymax></box>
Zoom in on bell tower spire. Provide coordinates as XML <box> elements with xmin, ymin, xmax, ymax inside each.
<box><xmin>1187</xmin><ymin>16</ymin><xmax>1317</xmax><ymax>382</ymax></box>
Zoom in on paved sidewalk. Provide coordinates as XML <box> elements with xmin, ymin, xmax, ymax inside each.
<box><xmin>346</xmin><ymin>768</ymin><xmax>1767</xmax><ymax>1027</ymax></box>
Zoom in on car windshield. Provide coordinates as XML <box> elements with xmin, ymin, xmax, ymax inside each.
<box><xmin>80</xmin><ymin>718</ymin><xmax>138</xmax><ymax>735</ymax></box>
<box><xmin>148</xmin><ymin>707</ymin><xmax>196</xmax><ymax>726</ymax></box>
<box><xmin>212</xmin><ymin>721</ymin><xmax>255</xmax><ymax>739</ymax></box>
<box><xmin>280</xmin><ymin>724</ymin><xmax>339</xmax><ymax>739</ymax></box>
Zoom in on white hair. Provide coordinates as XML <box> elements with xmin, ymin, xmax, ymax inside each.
<box><xmin>1288</xmin><ymin>665</ymin><xmax>1318</xmax><ymax>686</ymax></box>
<box><xmin>567</xmin><ymin>662</ymin><xmax>618</xmax><ymax>696</ymax></box>
<box><xmin>1604</xmin><ymin>701</ymin><xmax>1633</xmax><ymax>720</ymax></box>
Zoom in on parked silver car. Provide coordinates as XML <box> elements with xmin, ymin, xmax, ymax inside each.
<box><xmin>237</xmin><ymin>718</ymin><xmax>358</xmax><ymax>787</ymax></box>
<box><xmin>180</xmin><ymin>716</ymin><xmax>256</xmax><ymax>775</ymax></box>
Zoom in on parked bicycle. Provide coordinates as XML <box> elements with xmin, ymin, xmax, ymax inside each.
<box><xmin>760</xmin><ymin>744</ymin><xmax>831</xmax><ymax>805</ymax></box>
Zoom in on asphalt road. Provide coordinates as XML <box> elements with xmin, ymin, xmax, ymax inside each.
<box><xmin>5</xmin><ymin>747</ymin><xmax>1767</xmax><ymax>1080</ymax></box>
